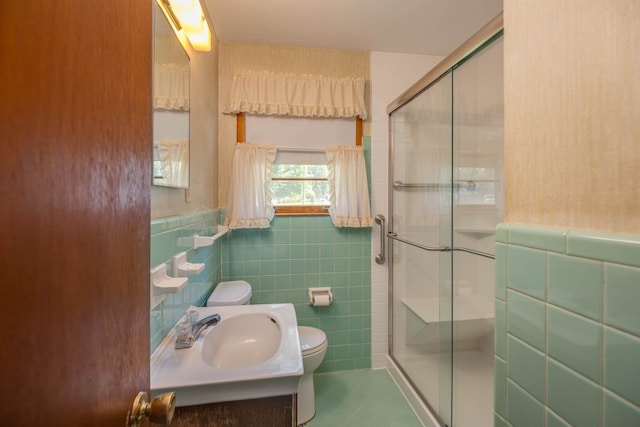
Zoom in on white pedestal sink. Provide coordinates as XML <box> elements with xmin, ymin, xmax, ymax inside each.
<box><xmin>150</xmin><ymin>304</ymin><xmax>303</xmax><ymax>407</ymax></box>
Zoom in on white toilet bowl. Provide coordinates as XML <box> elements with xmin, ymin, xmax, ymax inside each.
<box><xmin>297</xmin><ymin>326</ymin><xmax>328</xmax><ymax>425</ymax></box>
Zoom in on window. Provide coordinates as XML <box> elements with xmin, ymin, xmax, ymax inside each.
<box><xmin>242</xmin><ymin>114</ymin><xmax>360</xmax><ymax>215</ymax></box>
<box><xmin>456</xmin><ymin>166</ymin><xmax>496</xmax><ymax>205</ymax></box>
<box><xmin>270</xmin><ymin>164</ymin><xmax>330</xmax><ymax>214</ymax></box>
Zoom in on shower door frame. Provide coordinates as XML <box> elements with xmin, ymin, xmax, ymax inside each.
<box><xmin>386</xmin><ymin>13</ymin><xmax>503</xmax><ymax>427</ymax></box>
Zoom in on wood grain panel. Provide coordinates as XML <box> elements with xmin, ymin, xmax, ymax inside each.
<box><xmin>170</xmin><ymin>395</ymin><xmax>296</xmax><ymax>427</ymax></box>
<box><xmin>504</xmin><ymin>0</ymin><xmax>640</xmax><ymax>232</ymax></box>
<box><xmin>0</xmin><ymin>0</ymin><xmax>152</xmax><ymax>424</ymax></box>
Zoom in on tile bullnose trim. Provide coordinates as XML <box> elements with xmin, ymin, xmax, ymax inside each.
<box><xmin>496</xmin><ymin>223</ymin><xmax>509</xmax><ymax>243</ymax></box>
<box><xmin>567</xmin><ymin>230</ymin><xmax>640</xmax><ymax>268</ymax></box>
<box><xmin>507</xmin><ymin>224</ymin><xmax>568</xmax><ymax>253</ymax></box>
<box><xmin>152</xmin><ymin>209</ymin><xmax>223</xmax><ymax>234</ymax></box>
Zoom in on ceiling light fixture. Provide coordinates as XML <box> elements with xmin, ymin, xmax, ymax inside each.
<box><xmin>156</xmin><ymin>0</ymin><xmax>211</xmax><ymax>52</ymax></box>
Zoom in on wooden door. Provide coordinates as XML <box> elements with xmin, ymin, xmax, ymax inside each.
<box><xmin>0</xmin><ymin>1</ymin><xmax>152</xmax><ymax>425</ymax></box>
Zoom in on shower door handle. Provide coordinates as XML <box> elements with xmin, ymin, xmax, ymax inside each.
<box><xmin>375</xmin><ymin>214</ymin><xmax>386</xmax><ymax>264</ymax></box>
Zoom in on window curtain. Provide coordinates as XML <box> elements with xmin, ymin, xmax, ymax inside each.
<box><xmin>154</xmin><ymin>63</ymin><xmax>190</xmax><ymax>111</ymax></box>
<box><xmin>156</xmin><ymin>140</ymin><xmax>189</xmax><ymax>188</ymax></box>
<box><xmin>326</xmin><ymin>146</ymin><xmax>373</xmax><ymax>228</ymax></box>
<box><xmin>223</xmin><ymin>70</ymin><xmax>367</xmax><ymax>119</ymax></box>
<box><xmin>225</xmin><ymin>142</ymin><xmax>278</xmax><ymax>229</ymax></box>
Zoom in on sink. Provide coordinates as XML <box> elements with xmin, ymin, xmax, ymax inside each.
<box><xmin>151</xmin><ymin>304</ymin><xmax>303</xmax><ymax>407</ymax></box>
<box><xmin>201</xmin><ymin>312</ymin><xmax>281</xmax><ymax>369</ymax></box>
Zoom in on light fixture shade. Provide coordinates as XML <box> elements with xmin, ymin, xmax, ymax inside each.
<box><xmin>186</xmin><ymin>19</ymin><xmax>211</xmax><ymax>51</ymax></box>
<box><xmin>170</xmin><ymin>0</ymin><xmax>202</xmax><ymax>32</ymax></box>
<box><xmin>158</xmin><ymin>0</ymin><xmax>212</xmax><ymax>52</ymax></box>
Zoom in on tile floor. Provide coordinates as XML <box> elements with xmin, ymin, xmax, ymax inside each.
<box><xmin>305</xmin><ymin>369</ymin><xmax>424</xmax><ymax>427</ymax></box>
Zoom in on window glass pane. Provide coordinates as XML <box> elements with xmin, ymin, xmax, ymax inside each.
<box><xmin>271</xmin><ymin>180</ymin><xmax>329</xmax><ymax>206</ymax></box>
<box><xmin>271</xmin><ymin>164</ymin><xmax>329</xmax><ymax>206</ymax></box>
<box><xmin>272</xmin><ymin>164</ymin><xmax>328</xmax><ymax>178</ymax></box>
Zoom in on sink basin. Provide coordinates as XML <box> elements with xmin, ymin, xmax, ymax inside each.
<box><xmin>151</xmin><ymin>304</ymin><xmax>303</xmax><ymax>407</ymax></box>
<box><xmin>201</xmin><ymin>312</ymin><xmax>281</xmax><ymax>368</ymax></box>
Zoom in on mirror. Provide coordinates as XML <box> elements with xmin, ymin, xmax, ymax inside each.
<box><xmin>152</xmin><ymin>1</ymin><xmax>190</xmax><ymax>188</ymax></box>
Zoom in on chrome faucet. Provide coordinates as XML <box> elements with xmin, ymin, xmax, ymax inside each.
<box><xmin>175</xmin><ymin>313</ymin><xmax>221</xmax><ymax>349</ymax></box>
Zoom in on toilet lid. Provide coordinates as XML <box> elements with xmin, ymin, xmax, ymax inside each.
<box><xmin>208</xmin><ymin>280</ymin><xmax>252</xmax><ymax>305</ymax></box>
<box><xmin>298</xmin><ymin>326</ymin><xmax>327</xmax><ymax>355</ymax></box>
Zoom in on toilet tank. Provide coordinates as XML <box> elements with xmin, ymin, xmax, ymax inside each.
<box><xmin>206</xmin><ymin>280</ymin><xmax>252</xmax><ymax>306</ymax></box>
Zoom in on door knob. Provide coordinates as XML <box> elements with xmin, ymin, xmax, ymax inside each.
<box><xmin>127</xmin><ymin>391</ymin><xmax>176</xmax><ymax>426</ymax></box>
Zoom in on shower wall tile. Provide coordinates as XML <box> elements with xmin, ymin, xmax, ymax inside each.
<box><xmin>604</xmin><ymin>327</ymin><xmax>640</xmax><ymax>406</ymax></box>
<box><xmin>495</xmin><ymin>242</ymin><xmax>507</xmax><ymax>300</ymax></box>
<box><xmin>604</xmin><ymin>391</ymin><xmax>640</xmax><ymax>426</ymax></box>
<box><xmin>494</xmin><ymin>356</ymin><xmax>507</xmax><ymax>418</ymax></box>
<box><xmin>507</xmin><ymin>380</ymin><xmax>545</xmax><ymax>427</ymax></box>
<box><xmin>507</xmin><ymin>290</ymin><xmax>546</xmax><ymax>351</ymax></box>
<box><xmin>547</xmin><ymin>306</ymin><xmax>601</xmax><ymax>382</ymax></box>
<box><xmin>547</xmin><ymin>358</ymin><xmax>600</xmax><ymax>427</ymax></box>
<box><xmin>494</xmin><ymin>414</ymin><xmax>507</xmax><ymax>427</ymax></box>
<box><xmin>604</xmin><ymin>264</ymin><xmax>640</xmax><ymax>336</ymax></box>
<box><xmin>507</xmin><ymin>245</ymin><xmax>547</xmax><ymax>299</ymax></box>
<box><xmin>507</xmin><ymin>335</ymin><xmax>545</xmax><ymax>402</ymax></box>
<box><xmin>495</xmin><ymin>223</ymin><xmax>640</xmax><ymax>426</ymax></box>
<box><xmin>548</xmin><ymin>253</ymin><xmax>603</xmax><ymax>320</ymax></box>
<box><xmin>494</xmin><ymin>299</ymin><xmax>506</xmax><ymax>358</ymax></box>
<box><xmin>547</xmin><ymin>410</ymin><xmax>572</xmax><ymax>427</ymax></box>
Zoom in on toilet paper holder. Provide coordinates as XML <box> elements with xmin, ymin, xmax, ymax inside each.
<box><xmin>308</xmin><ymin>287</ymin><xmax>333</xmax><ymax>306</ymax></box>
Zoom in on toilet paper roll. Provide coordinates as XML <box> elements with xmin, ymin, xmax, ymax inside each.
<box><xmin>312</xmin><ymin>294</ymin><xmax>331</xmax><ymax>306</ymax></box>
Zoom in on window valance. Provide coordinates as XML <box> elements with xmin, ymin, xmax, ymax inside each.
<box><xmin>154</xmin><ymin>63</ymin><xmax>190</xmax><ymax>111</ymax></box>
<box><xmin>223</xmin><ymin>70</ymin><xmax>367</xmax><ymax>119</ymax></box>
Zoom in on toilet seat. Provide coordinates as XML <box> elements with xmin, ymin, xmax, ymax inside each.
<box><xmin>298</xmin><ymin>326</ymin><xmax>327</xmax><ymax>357</ymax></box>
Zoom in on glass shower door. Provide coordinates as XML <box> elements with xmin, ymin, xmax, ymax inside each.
<box><xmin>389</xmin><ymin>33</ymin><xmax>503</xmax><ymax>427</ymax></box>
<box><xmin>451</xmin><ymin>36</ymin><xmax>503</xmax><ymax>427</ymax></box>
<box><xmin>389</xmin><ymin>72</ymin><xmax>454</xmax><ymax>426</ymax></box>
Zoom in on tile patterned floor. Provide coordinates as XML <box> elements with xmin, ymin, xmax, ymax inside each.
<box><xmin>304</xmin><ymin>369</ymin><xmax>424</xmax><ymax>427</ymax></box>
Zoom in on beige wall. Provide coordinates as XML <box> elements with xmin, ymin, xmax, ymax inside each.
<box><xmin>504</xmin><ymin>0</ymin><xmax>640</xmax><ymax>233</ymax></box>
<box><xmin>217</xmin><ymin>42</ymin><xmax>370</xmax><ymax>207</ymax></box>
<box><xmin>151</xmin><ymin>31</ymin><xmax>220</xmax><ymax>219</ymax></box>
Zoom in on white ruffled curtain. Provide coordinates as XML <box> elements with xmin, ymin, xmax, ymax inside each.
<box><xmin>154</xmin><ymin>63</ymin><xmax>190</xmax><ymax>111</ymax></box>
<box><xmin>156</xmin><ymin>140</ymin><xmax>189</xmax><ymax>187</ymax></box>
<box><xmin>225</xmin><ymin>142</ymin><xmax>277</xmax><ymax>229</ymax></box>
<box><xmin>326</xmin><ymin>146</ymin><xmax>373</xmax><ymax>228</ymax></box>
<box><xmin>223</xmin><ymin>70</ymin><xmax>367</xmax><ymax>119</ymax></box>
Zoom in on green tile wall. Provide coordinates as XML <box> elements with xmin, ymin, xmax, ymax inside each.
<box><xmin>220</xmin><ymin>215</ymin><xmax>372</xmax><ymax>372</ymax></box>
<box><xmin>150</xmin><ymin>209</ymin><xmax>223</xmax><ymax>352</ymax></box>
<box><xmin>495</xmin><ymin>224</ymin><xmax>640</xmax><ymax>426</ymax></box>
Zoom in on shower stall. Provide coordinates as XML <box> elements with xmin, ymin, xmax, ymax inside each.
<box><xmin>385</xmin><ymin>16</ymin><xmax>503</xmax><ymax>427</ymax></box>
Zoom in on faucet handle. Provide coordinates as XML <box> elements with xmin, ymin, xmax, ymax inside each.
<box><xmin>175</xmin><ymin>321</ymin><xmax>194</xmax><ymax>342</ymax></box>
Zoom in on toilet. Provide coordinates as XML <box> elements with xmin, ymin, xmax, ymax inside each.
<box><xmin>297</xmin><ymin>325</ymin><xmax>328</xmax><ymax>425</ymax></box>
<box><xmin>206</xmin><ymin>280</ymin><xmax>328</xmax><ymax>426</ymax></box>
<box><xmin>206</xmin><ymin>280</ymin><xmax>252</xmax><ymax>307</ymax></box>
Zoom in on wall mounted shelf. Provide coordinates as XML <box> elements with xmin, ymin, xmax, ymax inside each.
<box><xmin>176</xmin><ymin>225</ymin><xmax>230</xmax><ymax>249</ymax></box>
<box><xmin>193</xmin><ymin>225</ymin><xmax>229</xmax><ymax>249</ymax></box>
<box><xmin>172</xmin><ymin>251</ymin><xmax>205</xmax><ymax>277</ymax></box>
<box><xmin>150</xmin><ymin>263</ymin><xmax>188</xmax><ymax>296</ymax></box>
